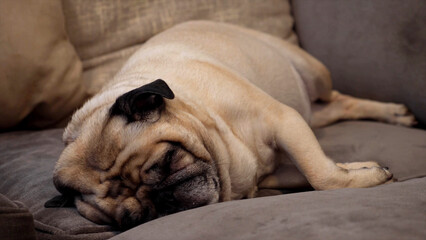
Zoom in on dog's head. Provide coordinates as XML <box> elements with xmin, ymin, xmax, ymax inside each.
<box><xmin>46</xmin><ymin>79</ymin><xmax>223</xmax><ymax>229</ymax></box>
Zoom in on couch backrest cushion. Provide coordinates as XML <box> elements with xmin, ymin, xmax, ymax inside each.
<box><xmin>62</xmin><ymin>0</ymin><xmax>298</xmax><ymax>95</ymax></box>
<box><xmin>0</xmin><ymin>0</ymin><xmax>88</xmax><ymax>130</ymax></box>
<box><xmin>293</xmin><ymin>0</ymin><xmax>426</xmax><ymax>125</ymax></box>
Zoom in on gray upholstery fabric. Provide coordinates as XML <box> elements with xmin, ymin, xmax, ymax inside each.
<box><xmin>292</xmin><ymin>0</ymin><xmax>426</xmax><ymax>125</ymax></box>
<box><xmin>315</xmin><ymin>121</ymin><xmax>426</xmax><ymax>181</ymax></box>
<box><xmin>111</xmin><ymin>177</ymin><xmax>426</xmax><ymax>240</ymax></box>
<box><xmin>0</xmin><ymin>121</ymin><xmax>425</xmax><ymax>239</ymax></box>
<box><xmin>0</xmin><ymin>194</ymin><xmax>37</xmax><ymax>240</ymax></box>
<box><xmin>61</xmin><ymin>0</ymin><xmax>297</xmax><ymax>97</ymax></box>
<box><xmin>0</xmin><ymin>129</ymin><xmax>117</xmax><ymax>240</ymax></box>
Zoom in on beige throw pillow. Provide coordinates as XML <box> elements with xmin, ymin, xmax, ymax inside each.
<box><xmin>62</xmin><ymin>0</ymin><xmax>298</xmax><ymax>96</ymax></box>
<box><xmin>0</xmin><ymin>0</ymin><xmax>87</xmax><ymax>130</ymax></box>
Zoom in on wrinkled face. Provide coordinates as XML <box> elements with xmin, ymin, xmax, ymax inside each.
<box><xmin>47</xmin><ymin>80</ymin><xmax>221</xmax><ymax>229</ymax></box>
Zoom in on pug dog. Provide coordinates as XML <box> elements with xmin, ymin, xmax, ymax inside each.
<box><xmin>45</xmin><ymin>21</ymin><xmax>416</xmax><ymax>229</ymax></box>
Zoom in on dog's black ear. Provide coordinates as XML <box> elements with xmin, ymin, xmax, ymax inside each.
<box><xmin>44</xmin><ymin>195</ymin><xmax>75</xmax><ymax>208</ymax></box>
<box><xmin>110</xmin><ymin>79</ymin><xmax>175</xmax><ymax>122</ymax></box>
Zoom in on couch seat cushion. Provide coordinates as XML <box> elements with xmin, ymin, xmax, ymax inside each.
<box><xmin>0</xmin><ymin>194</ymin><xmax>37</xmax><ymax>240</ymax></box>
<box><xmin>0</xmin><ymin>121</ymin><xmax>425</xmax><ymax>239</ymax></box>
<box><xmin>111</xmin><ymin>177</ymin><xmax>426</xmax><ymax>240</ymax></box>
<box><xmin>0</xmin><ymin>129</ymin><xmax>117</xmax><ymax>240</ymax></box>
<box><xmin>315</xmin><ymin>121</ymin><xmax>426</xmax><ymax>181</ymax></box>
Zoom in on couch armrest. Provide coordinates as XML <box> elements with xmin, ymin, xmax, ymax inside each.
<box><xmin>0</xmin><ymin>194</ymin><xmax>37</xmax><ymax>240</ymax></box>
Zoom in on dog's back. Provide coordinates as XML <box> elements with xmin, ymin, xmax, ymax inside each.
<box><xmin>108</xmin><ymin>20</ymin><xmax>330</xmax><ymax>121</ymax></box>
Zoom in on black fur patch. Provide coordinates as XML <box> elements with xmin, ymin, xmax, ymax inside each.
<box><xmin>110</xmin><ymin>79</ymin><xmax>175</xmax><ymax>122</ymax></box>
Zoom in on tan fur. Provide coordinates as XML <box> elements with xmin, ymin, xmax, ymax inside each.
<box><xmin>53</xmin><ymin>21</ymin><xmax>415</xmax><ymax>227</ymax></box>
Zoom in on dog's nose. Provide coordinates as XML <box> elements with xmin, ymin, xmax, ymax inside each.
<box><xmin>153</xmin><ymin>189</ymin><xmax>180</xmax><ymax>215</ymax></box>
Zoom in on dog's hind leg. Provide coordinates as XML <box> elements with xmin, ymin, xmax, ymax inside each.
<box><xmin>310</xmin><ymin>90</ymin><xmax>417</xmax><ymax>128</ymax></box>
<box><xmin>271</xmin><ymin>41</ymin><xmax>417</xmax><ymax>129</ymax></box>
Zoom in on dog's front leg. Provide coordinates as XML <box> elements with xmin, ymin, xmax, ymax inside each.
<box><xmin>269</xmin><ymin>106</ymin><xmax>393</xmax><ymax>190</ymax></box>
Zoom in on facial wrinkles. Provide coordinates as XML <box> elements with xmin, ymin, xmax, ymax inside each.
<box><xmin>166</xmin><ymin>101</ymin><xmax>216</xmax><ymax>161</ymax></box>
<box><xmin>81</xmin><ymin>194</ymin><xmax>118</xmax><ymax>217</ymax></box>
<box><xmin>100</xmin><ymin>135</ymin><xmax>152</xmax><ymax>185</ymax></box>
<box><xmin>176</xmin><ymin>103</ymin><xmax>238</xmax><ymax>203</ymax></box>
<box><xmin>167</xmin><ymin>99</ymin><xmax>235</xmax><ymax>201</ymax></box>
<box><xmin>110</xmin><ymin>120</ymin><xmax>204</xmax><ymax>181</ymax></box>
<box><xmin>80</xmin><ymin>101</ymin><xmax>220</xmax><ymax>221</ymax></box>
<box><xmin>98</xmin><ymin>122</ymin><xmax>182</xmax><ymax>196</ymax></box>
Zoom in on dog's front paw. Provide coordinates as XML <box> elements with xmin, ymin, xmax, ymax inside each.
<box><xmin>336</xmin><ymin>162</ymin><xmax>396</xmax><ymax>187</ymax></box>
<box><xmin>312</xmin><ymin>163</ymin><xmax>394</xmax><ymax>190</ymax></box>
<box><xmin>344</xmin><ymin>166</ymin><xmax>394</xmax><ymax>188</ymax></box>
<box><xmin>383</xmin><ymin>103</ymin><xmax>417</xmax><ymax>127</ymax></box>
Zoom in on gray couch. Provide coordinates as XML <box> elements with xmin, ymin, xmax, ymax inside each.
<box><xmin>1</xmin><ymin>1</ymin><xmax>425</xmax><ymax>240</ymax></box>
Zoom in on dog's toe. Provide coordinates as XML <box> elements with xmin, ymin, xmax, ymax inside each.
<box><xmin>391</xmin><ymin>104</ymin><xmax>409</xmax><ymax>116</ymax></box>
<box><xmin>393</xmin><ymin>115</ymin><xmax>417</xmax><ymax>127</ymax></box>
<box><xmin>384</xmin><ymin>104</ymin><xmax>417</xmax><ymax>127</ymax></box>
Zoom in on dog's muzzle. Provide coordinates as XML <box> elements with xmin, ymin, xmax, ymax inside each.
<box><xmin>116</xmin><ymin>160</ymin><xmax>220</xmax><ymax>229</ymax></box>
<box><xmin>151</xmin><ymin>161</ymin><xmax>220</xmax><ymax>214</ymax></box>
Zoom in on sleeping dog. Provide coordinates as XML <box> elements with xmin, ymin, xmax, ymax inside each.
<box><xmin>46</xmin><ymin>21</ymin><xmax>416</xmax><ymax>229</ymax></box>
